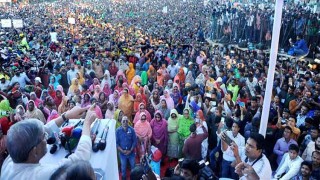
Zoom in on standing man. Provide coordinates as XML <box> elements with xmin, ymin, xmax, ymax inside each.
<box><xmin>232</xmin><ymin>133</ymin><xmax>272</xmax><ymax>179</ymax></box>
<box><xmin>183</xmin><ymin>123</ymin><xmax>208</xmax><ymax>161</ymax></box>
<box><xmin>220</xmin><ymin>121</ymin><xmax>245</xmax><ymax>179</ymax></box>
<box><xmin>67</xmin><ymin>64</ymin><xmax>78</xmax><ymax>86</ymax></box>
<box><xmin>116</xmin><ymin>116</ymin><xmax>137</xmax><ymax>180</ymax></box>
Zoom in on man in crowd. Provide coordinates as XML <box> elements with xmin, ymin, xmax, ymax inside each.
<box><xmin>273</xmin><ymin>126</ymin><xmax>298</xmax><ymax>165</ymax></box>
<box><xmin>220</xmin><ymin>121</ymin><xmax>245</xmax><ymax>179</ymax></box>
<box><xmin>232</xmin><ymin>133</ymin><xmax>272</xmax><ymax>179</ymax></box>
<box><xmin>183</xmin><ymin>123</ymin><xmax>208</xmax><ymax>161</ymax></box>
<box><xmin>1</xmin><ymin>105</ymin><xmax>96</xmax><ymax>179</ymax></box>
<box><xmin>274</xmin><ymin>144</ymin><xmax>303</xmax><ymax>179</ymax></box>
<box><xmin>116</xmin><ymin>116</ymin><xmax>137</xmax><ymax>180</ymax></box>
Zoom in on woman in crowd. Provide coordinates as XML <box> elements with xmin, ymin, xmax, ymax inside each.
<box><xmin>25</xmin><ymin>100</ymin><xmax>46</xmax><ymax>124</ymax></box>
<box><xmin>89</xmin><ymin>78</ymin><xmax>100</xmax><ymax>92</ymax></box>
<box><xmin>109</xmin><ymin>90</ymin><xmax>120</xmax><ymax>109</ymax></box>
<box><xmin>90</xmin><ymin>98</ymin><xmax>103</xmax><ymax>119</ymax></box>
<box><xmin>101</xmin><ymin>70</ymin><xmax>112</xmax><ymax>96</ymax></box>
<box><xmin>147</xmin><ymin>89</ymin><xmax>161</xmax><ymax>117</ymax></box>
<box><xmin>105</xmin><ymin>101</ymin><xmax>115</xmax><ymax>119</ymax></box>
<box><xmin>58</xmin><ymin>96</ymin><xmax>69</xmax><ymax>114</ymax></box>
<box><xmin>97</xmin><ymin>92</ymin><xmax>108</xmax><ymax>115</ymax></box>
<box><xmin>133</xmin><ymin>93</ymin><xmax>146</xmax><ymax>114</ymax></box>
<box><xmin>160</xmin><ymin>89</ymin><xmax>174</xmax><ymax>110</ymax></box>
<box><xmin>134</xmin><ymin>112</ymin><xmax>152</xmax><ymax>160</ymax></box>
<box><xmin>81</xmin><ymin>93</ymin><xmax>91</xmax><ymax>108</ymax></box>
<box><xmin>114</xmin><ymin>109</ymin><xmax>125</xmax><ymax>129</ymax></box>
<box><xmin>126</xmin><ymin>63</ymin><xmax>135</xmax><ymax>85</ymax></box>
<box><xmin>49</xmin><ymin>76</ymin><xmax>60</xmax><ymax>90</ymax></box>
<box><xmin>118</xmin><ymin>88</ymin><xmax>134</xmax><ymax>122</ymax></box>
<box><xmin>91</xmin><ymin>84</ymin><xmax>100</xmax><ymax>99</ymax></box>
<box><xmin>133</xmin><ymin>103</ymin><xmax>152</xmax><ymax>124</ymax></box>
<box><xmin>76</xmin><ymin>72</ymin><xmax>85</xmax><ymax>86</ymax></box>
<box><xmin>150</xmin><ymin>111</ymin><xmax>168</xmax><ymax>158</ymax></box>
<box><xmin>30</xmin><ymin>92</ymin><xmax>42</xmax><ymax>108</ymax></box>
<box><xmin>68</xmin><ymin>78</ymin><xmax>83</xmax><ymax>97</ymax></box>
<box><xmin>177</xmin><ymin>109</ymin><xmax>194</xmax><ymax>155</ymax></box>
<box><xmin>167</xmin><ymin>109</ymin><xmax>180</xmax><ymax>159</ymax></box>
<box><xmin>54</xmin><ymin>90</ymin><xmax>63</xmax><ymax>108</ymax></box>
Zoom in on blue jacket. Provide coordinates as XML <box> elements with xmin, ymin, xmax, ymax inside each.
<box><xmin>294</xmin><ymin>39</ymin><xmax>309</xmax><ymax>53</ymax></box>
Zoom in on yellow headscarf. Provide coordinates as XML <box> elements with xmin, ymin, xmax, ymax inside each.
<box><xmin>126</xmin><ymin>63</ymin><xmax>135</xmax><ymax>85</ymax></box>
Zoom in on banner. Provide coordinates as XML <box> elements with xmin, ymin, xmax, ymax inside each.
<box><xmin>50</xmin><ymin>32</ymin><xmax>57</xmax><ymax>42</ymax></box>
<box><xmin>162</xmin><ymin>6</ymin><xmax>168</xmax><ymax>14</ymax></box>
<box><xmin>1</xmin><ymin>19</ymin><xmax>11</xmax><ymax>28</ymax></box>
<box><xmin>0</xmin><ymin>0</ymin><xmax>11</xmax><ymax>2</ymax></box>
<box><xmin>68</xmin><ymin>17</ymin><xmax>75</xmax><ymax>24</ymax></box>
<box><xmin>12</xmin><ymin>19</ymin><xmax>23</xmax><ymax>28</ymax></box>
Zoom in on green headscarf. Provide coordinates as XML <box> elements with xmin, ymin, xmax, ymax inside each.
<box><xmin>141</xmin><ymin>71</ymin><xmax>148</xmax><ymax>86</ymax></box>
<box><xmin>0</xmin><ymin>100</ymin><xmax>13</xmax><ymax>118</ymax></box>
<box><xmin>177</xmin><ymin>109</ymin><xmax>194</xmax><ymax>138</ymax></box>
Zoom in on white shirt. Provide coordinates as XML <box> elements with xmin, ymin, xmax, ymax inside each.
<box><xmin>274</xmin><ymin>153</ymin><xmax>303</xmax><ymax>180</ymax></box>
<box><xmin>1</xmin><ymin>121</ymin><xmax>92</xmax><ymax>180</ymax></box>
<box><xmin>222</xmin><ymin>131</ymin><xmax>245</xmax><ymax>162</ymax></box>
<box><xmin>167</xmin><ymin>65</ymin><xmax>178</xmax><ymax>79</ymax></box>
<box><xmin>67</xmin><ymin>69</ymin><xmax>79</xmax><ymax>85</ymax></box>
<box><xmin>9</xmin><ymin>73</ymin><xmax>31</xmax><ymax>88</ymax></box>
<box><xmin>302</xmin><ymin>141</ymin><xmax>315</xmax><ymax>161</ymax></box>
<box><xmin>239</xmin><ymin>154</ymin><xmax>272</xmax><ymax>180</ymax></box>
<box><xmin>0</xmin><ymin>80</ymin><xmax>10</xmax><ymax>91</ymax></box>
<box><xmin>246</xmin><ymin>77</ymin><xmax>258</xmax><ymax>97</ymax></box>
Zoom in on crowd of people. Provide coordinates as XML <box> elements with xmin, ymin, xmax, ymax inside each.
<box><xmin>0</xmin><ymin>0</ymin><xmax>320</xmax><ymax>179</ymax></box>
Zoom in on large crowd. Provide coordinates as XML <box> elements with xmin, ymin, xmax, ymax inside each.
<box><xmin>0</xmin><ymin>0</ymin><xmax>320</xmax><ymax>179</ymax></box>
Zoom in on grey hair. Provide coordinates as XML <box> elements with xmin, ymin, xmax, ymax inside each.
<box><xmin>7</xmin><ymin>119</ymin><xmax>44</xmax><ymax>163</ymax></box>
<box><xmin>122</xmin><ymin>116</ymin><xmax>128</xmax><ymax>121</ymax></box>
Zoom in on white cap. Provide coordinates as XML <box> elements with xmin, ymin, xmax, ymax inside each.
<box><xmin>216</xmin><ymin>77</ymin><xmax>222</xmax><ymax>83</ymax></box>
<box><xmin>35</xmin><ymin>77</ymin><xmax>42</xmax><ymax>83</ymax></box>
<box><xmin>188</xmin><ymin>62</ymin><xmax>193</xmax><ymax>66</ymax></box>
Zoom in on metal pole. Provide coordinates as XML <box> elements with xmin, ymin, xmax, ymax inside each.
<box><xmin>259</xmin><ymin>0</ymin><xmax>284</xmax><ymax>137</ymax></box>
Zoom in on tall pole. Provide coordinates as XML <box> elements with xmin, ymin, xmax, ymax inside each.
<box><xmin>259</xmin><ymin>0</ymin><xmax>284</xmax><ymax>137</ymax></box>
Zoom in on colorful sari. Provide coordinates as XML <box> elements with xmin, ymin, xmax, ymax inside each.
<box><xmin>133</xmin><ymin>103</ymin><xmax>152</xmax><ymax>124</ymax></box>
<box><xmin>118</xmin><ymin>89</ymin><xmax>134</xmax><ymax>121</ymax></box>
<box><xmin>134</xmin><ymin>112</ymin><xmax>152</xmax><ymax>159</ymax></box>
<box><xmin>25</xmin><ymin>100</ymin><xmax>46</xmax><ymax>124</ymax></box>
<box><xmin>167</xmin><ymin>109</ymin><xmax>180</xmax><ymax>158</ymax></box>
<box><xmin>150</xmin><ymin>111</ymin><xmax>168</xmax><ymax>156</ymax></box>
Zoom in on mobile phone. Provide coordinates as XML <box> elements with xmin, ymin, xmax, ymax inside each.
<box><xmin>223</xmin><ymin>131</ymin><xmax>233</xmax><ymax>146</ymax></box>
<box><xmin>238</xmin><ymin>102</ymin><xmax>245</xmax><ymax>108</ymax></box>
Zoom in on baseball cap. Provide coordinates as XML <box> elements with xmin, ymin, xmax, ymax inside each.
<box><xmin>35</xmin><ymin>77</ymin><xmax>42</xmax><ymax>83</ymax></box>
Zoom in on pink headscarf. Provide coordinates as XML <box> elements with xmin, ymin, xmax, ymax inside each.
<box><xmin>134</xmin><ymin>112</ymin><xmax>152</xmax><ymax>139</ymax></box>
<box><xmin>160</xmin><ymin>89</ymin><xmax>174</xmax><ymax>109</ymax></box>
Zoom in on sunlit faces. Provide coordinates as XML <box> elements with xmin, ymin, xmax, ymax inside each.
<box><xmin>245</xmin><ymin>138</ymin><xmax>261</xmax><ymax>160</ymax></box>
<box><xmin>183</xmin><ymin>109</ymin><xmax>190</xmax><ymax>118</ymax></box>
